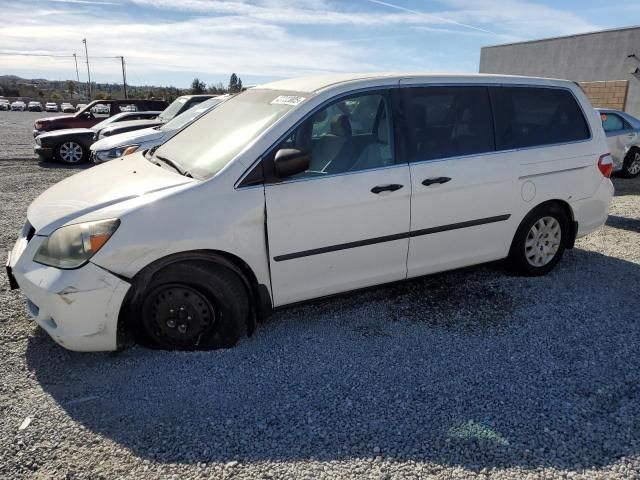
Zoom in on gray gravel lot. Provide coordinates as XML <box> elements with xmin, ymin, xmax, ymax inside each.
<box><xmin>0</xmin><ymin>111</ymin><xmax>59</xmax><ymax>160</ymax></box>
<box><xmin>1</xmin><ymin>110</ymin><xmax>639</xmax><ymax>479</ymax></box>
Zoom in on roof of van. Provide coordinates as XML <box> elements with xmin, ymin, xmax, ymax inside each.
<box><xmin>257</xmin><ymin>73</ymin><xmax>574</xmax><ymax>94</ymax></box>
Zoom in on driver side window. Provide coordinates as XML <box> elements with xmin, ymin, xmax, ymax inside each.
<box><xmin>277</xmin><ymin>92</ymin><xmax>394</xmax><ymax>179</ymax></box>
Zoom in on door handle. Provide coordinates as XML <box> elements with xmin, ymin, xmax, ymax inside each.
<box><xmin>371</xmin><ymin>184</ymin><xmax>403</xmax><ymax>194</ymax></box>
<box><xmin>422</xmin><ymin>177</ymin><xmax>451</xmax><ymax>186</ymax></box>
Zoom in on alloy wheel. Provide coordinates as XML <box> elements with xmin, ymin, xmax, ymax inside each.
<box><xmin>58</xmin><ymin>142</ymin><xmax>84</xmax><ymax>163</ymax></box>
<box><xmin>628</xmin><ymin>152</ymin><xmax>640</xmax><ymax>176</ymax></box>
<box><xmin>525</xmin><ymin>216</ymin><xmax>562</xmax><ymax>267</ymax></box>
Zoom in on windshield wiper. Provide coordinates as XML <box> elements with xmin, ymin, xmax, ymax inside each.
<box><xmin>154</xmin><ymin>154</ymin><xmax>192</xmax><ymax>178</ymax></box>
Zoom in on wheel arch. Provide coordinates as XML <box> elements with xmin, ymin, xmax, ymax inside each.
<box><xmin>514</xmin><ymin>199</ymin><xmax>577</xmax><ymax>251</ymax></box>
<box><xmin>117</xmin><ymin>249</ymin><xmax>272</xmax><ymax>347</ymax></box>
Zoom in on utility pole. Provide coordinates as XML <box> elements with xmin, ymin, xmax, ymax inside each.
<box><xmin>82</xmin><ymin>38</ymin><xmax>92</xmax><ymax>100</ymax></box>
<box><xmin>119</xmin><ymin>56</ymin><xmax>128</xmax><ymax>99</ymax></box>
<box><xmin>72</xmin><ymin>53</ymin><xmax>81</xmax><ymax>100</ymax></box>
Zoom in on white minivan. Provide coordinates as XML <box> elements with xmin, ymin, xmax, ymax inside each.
<box><xmin>7</xmin><ymin>74</ymin><xmax>614</xmax><ymax>352</ymax></box>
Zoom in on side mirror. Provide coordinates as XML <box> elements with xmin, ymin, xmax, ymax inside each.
<box><xmin>274</xmin><ymin>148</ymin><xmax>310</xmax><ymax>178</ymax></box>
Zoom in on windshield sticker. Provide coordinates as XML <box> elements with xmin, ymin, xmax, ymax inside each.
<box><xmin>271</xmin><ymin>95</ymin><xmax>306</xmax><ymax>106</ymax></box>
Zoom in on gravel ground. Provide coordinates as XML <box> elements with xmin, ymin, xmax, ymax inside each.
<box><xmin>1</xmin><ymin>110</ymin><xmax>639</xmax><ymax>479</ymax></box>
<box><xmin>0</xmin><ymin>111</ymin><xmax>59</xmax><ymax>160</ymax></box>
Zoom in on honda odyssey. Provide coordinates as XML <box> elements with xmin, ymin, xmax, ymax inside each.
<box><xmin>6</xmin><ymin>74</ymin><xmax>614</xmax><ymax>352</ymax></box>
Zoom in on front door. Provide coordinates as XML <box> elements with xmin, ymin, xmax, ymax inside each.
<box><xmin>264</xmin><ymin>91</ymin><xmax>411</xmax><ymax>306</ymax></box>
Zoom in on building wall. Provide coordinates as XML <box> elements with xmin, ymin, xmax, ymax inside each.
<box><xmin>479</xmin><ymin>27</ymin><xmax>640</xmax><ymax>117</ymax></box>
<box><xmin>579</xmin><ymin>80</ymin><xmax>629</xmax><ymax>111</ymax></box>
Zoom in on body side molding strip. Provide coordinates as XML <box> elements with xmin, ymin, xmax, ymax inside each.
<box><xmin>273</xmin><ymin>214</ymin><xmax>511</xmax><ymax>262</ymax></box>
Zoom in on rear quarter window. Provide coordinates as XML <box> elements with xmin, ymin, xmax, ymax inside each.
<box><xmin>491</xmin><ymin>87</ymin><xmax>590</xmax><ymax>150</ymax></box>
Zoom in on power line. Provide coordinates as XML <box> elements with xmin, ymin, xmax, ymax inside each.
<box><xmin>0</xmin><ymin>51</ymin><xmax>123</xmax><ymax>59</ymax></box>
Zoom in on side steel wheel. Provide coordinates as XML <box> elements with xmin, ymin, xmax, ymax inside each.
<box><xmin>621</xmin><ymin>150</ymin><xmax>640</xmax><ymax>178</ymax></box>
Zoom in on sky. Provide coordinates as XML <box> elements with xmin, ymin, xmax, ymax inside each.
<box><xmin>0</xmin><ymin>0</ymin><xmax>638</xmax><ymax>88</ymax></box>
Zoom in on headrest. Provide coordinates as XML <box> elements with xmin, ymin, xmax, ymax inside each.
<box><xmin>330</xmin><ymin>114</ymin><xmax>352</xmax><ymax>137</ymax></box>
<box><xmin>460</xmin><ymin>108</ymin><xmax>472</xmax><ymax>123</ymax></box>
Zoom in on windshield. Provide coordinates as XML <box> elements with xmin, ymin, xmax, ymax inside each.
<box><xmin>159</xmin><ymin>97</ymin><xmax>225</xmax><ymax>132</ymax></box>
<box><xmin>154</xmin><ymin>89</ymin><xmax>306</xmax><ymax>180</ymax></box>
<box><xmin>91</xmin><ymin>115</ymin><xmax>119</xmax><ymax>131</ymax></box>
<box><xmin>158</xmin><ymin>97</ymin><xmax>188</xmax><ymax>122</ymax></box>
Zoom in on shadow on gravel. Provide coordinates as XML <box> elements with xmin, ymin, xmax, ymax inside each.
<box><xmin>25</xmin><ymin>249</ymin><xmax>640</xmax><ymax>472</ymax></box>
<box><xmin>612</xmin><ymin>176</ymin><xmax>640</xmax><ymax>196</ymax></box>
<box><xmin>37</xmin><ymin>161</ymin><xmax>92</xmax><ymax>170</ymax></box>
<box><xmin>606</xmin><ymin>215</ymin><xmax>640</xmax><ymax>233</ymax></box>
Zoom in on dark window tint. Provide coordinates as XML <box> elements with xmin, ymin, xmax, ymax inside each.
<box><xmin>601</xmin><ymin>112</ymin><xmax>629</xmax><ymax>132</ymax></box>
<box><xmin>491</xmin><ymin>87</ymin><xmax>589</xmax><ymax>150</ymax></box>
<box><xmin>400</xmin><ymin>86</ymin><xmax>494</xmax><ymax>162</ymax></box>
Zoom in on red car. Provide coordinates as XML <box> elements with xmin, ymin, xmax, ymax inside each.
<box><xmin>33</xmin><ymin>99</ymin><xmax>168</xmax><ymax>136</ymax></box>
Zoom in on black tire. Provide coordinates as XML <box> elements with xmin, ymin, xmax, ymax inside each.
<box><xmin>133</xmin><ymin>262</ymin><xmax>249</xmax><ymax>350</ymax></box>
<box><xmin>508</xmin><ymin>203</ymin><xmax>570</xmax><ymax>276</ymax></box>
<box><xmin>620</xmin><ymin>148</ymin><xmax>640</xmax><ymax>178</ymax></box>
<box><xmin>55</xmin><ymin>141</ymin><xmax>87</xmax><ymax>164</ymax></box>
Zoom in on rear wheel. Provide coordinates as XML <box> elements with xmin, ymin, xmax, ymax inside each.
<box><xmin>135</xmin><ymin>262</ymin><xmax>249</xmax><ymax>350</ymax></box>
<box><xmin>508</xmin><ymin>204</ymin><xmax>569</xmax><ymax>276</ymax></box>
<box><xmin>620</xmin><ymin>149</ymin><xmax>640</xmax><ymax>178</ymax></box>
<box><xmin>56</xmin><ymin>141</ymin><xmax>86</xmax><ymax>164</ymax></box>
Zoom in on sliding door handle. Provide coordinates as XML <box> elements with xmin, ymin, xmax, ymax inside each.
<box><xmin>371</xmin><ymin>184</ymin><xmax>403</xmax><ymax>194</ymax></box>
<box><xmin>422</xmin><ymin>176</ymin><xmax>451</xmax><ymax>186</ymax></box>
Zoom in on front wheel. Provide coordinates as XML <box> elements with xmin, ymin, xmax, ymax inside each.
<box><xmin>508</xmin><ymin>204</ymin><xmax>569</xmax><ymax>276</ymax></box>
<box><xmin>620</xmin><ymin>150</ymin><xmax>640</xmax><ymax>178</ymax></box>
<box><xmin>56</xmin><ymin>141</ymin><xmax>86</xmax><ymax>164</ymax></box>
<box><xmin>134</xmin><ymin>262</ymin><xmax>249</xmax><ymax>350</ymax></box>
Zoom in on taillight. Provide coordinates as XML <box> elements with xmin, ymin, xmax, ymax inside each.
<box><xmin>598</xmin><ymin>154</ymin><xmax>613</xmax><ymax>178</ymax></box>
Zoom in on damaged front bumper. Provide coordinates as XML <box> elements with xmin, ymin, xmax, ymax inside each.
<box><xmin>8</xmin><ymin>235</ymin><xmax>130</xmax><ymax>352</ymax></box>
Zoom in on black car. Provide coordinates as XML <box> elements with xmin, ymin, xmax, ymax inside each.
<box><xmin>93</xmin><ymin>95</ymin><xmax>217</xmax><ymax>140</ymax></box>
<box><xmin>34</xmin><ymin>111</ymin><xmax>161</xmax><ymax>164</ymax></box>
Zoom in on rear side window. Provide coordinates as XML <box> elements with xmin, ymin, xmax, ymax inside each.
<box><xmin>601</xmin><ymin>112</ymin><xmax>629</xmax><ymax>132</ymax></box>
<box><xmin>400</xmin><ymin>86</ymin><xmax>494</xmax><ymax>162</ymax></box>
<box><xmin>491</xmin><ymin>87</ymin><xmax>590</xmax><ymax>150</ymax></box>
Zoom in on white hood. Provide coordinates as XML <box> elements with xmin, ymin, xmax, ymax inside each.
<box><xmin>90</xmin><ymin>126</ymin><xmax>167</xmax><ymax>152</ymax></box>
<box><xmin>28</xmin><ymin>153</ymin><xmax>194</xmax><ymax>235</ymax></box>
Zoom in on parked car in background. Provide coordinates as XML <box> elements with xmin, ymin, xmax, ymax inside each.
<box><xmin>61</xmin><ymin>102</ymin><xmax>75</xmax><ymax>113</ymax></box>
<box><xmin>34</xmin><ymin>111</ymin><xmax>162</xmax><ymax>164</ymax></box>
<box><xmin>92</xmin><ymin>95</ymin><xmax>228</xmax><ymax>163</ymax></box>
<box><xmin>6</xmin><ymin>74</ymin><xmax>614</xmax><ymax>352</ymax></box>
<box><xmin>0</xmin><ymin>98</ymin><xmax>10</xmax><ymax>110</ymax></box>
<box><xmin>94</xmin><ymin>94</ymin><xmax>216</xmax><ymax>141</ymax></box>
<box><xmin>76</xmin><ymin>104</ymin><xmax>87</xmax><ymax>112</ymax></box>
<box><xmin>10</xmin><ymin>100</ymin><xmax>26</xmax><ymax>111</ymax></box>
<box><xmin>45</xmin><ymin>102</ymin><xmax>58</xmax><ymax>112</ymax></box>
<box><xmin>597</xmin><ymin>108</ymin><xmax>640</xmax><ymax>178</ymax></box>
<box><xmin>33</xmin><ymin>99</ymin><xmax>168</xmax><ymax>135</ymax></box>
<box><xmin>28</xmin><ymin>101</ymin><xmax>43</xmax><ymax>112</ymax></box>
<box><xmin>93</xmin><ymin>104</ymin><xmax>110</xmax><ymax>115</ymax></box>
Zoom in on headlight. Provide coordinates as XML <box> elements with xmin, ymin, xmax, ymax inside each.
<box><xmin>35</xmin><ymin>136</ymin><xmax>41</xmax><ymax>146</ymax></box>
<box><xmin>95</xmin><ymin>145</ymin><xmax>139</xmax><ymax>162</ymax></box>
<box><xmin>34</xmin><ymin>121</ymin><xmax>42</xmax><ymax>129</ymax></box>
<box><xmin>34</xmin><ymin>219</ymin><xmax>120</xmax><ymax>269</ymax></box>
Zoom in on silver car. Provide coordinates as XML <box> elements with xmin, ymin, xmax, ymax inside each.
<box><xmin>597</xmin><ymin>108</ymin><xmax>640</xmax><ymax>178</ymax></box>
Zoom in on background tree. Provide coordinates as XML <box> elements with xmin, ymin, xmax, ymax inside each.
<box><xmin>38</xmin><ymin>90</ymin><xmax>44</xmax><ymax>100</ymax></box>
<box><xmin>50</xmin><ymin>91</ymin><xmax>63</xmax><ymax>101</ymax></box>
<box><xmin>66</xmin><ymin>80</ymin><xmax>75</xmax><ymax>99</ymax></box>
<box><xmin>237</xmin><ymin>77</ymin><xmax>243</xmax><ymax>91</ymax></box>
<box><xmin>191</xmin><ymin>78</ymin><xmax>206</xmax><ymax>94</ymax></box>
<box><xmin>228</xmin><ymin>73</ymin><xmax>239</xmax><ymax>93</ymax></box>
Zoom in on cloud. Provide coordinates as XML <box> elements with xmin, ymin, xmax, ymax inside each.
<box><xmin>0</xmin><ymin>0</ymin><xmax>606</xmax><ymax>86</ymax></box>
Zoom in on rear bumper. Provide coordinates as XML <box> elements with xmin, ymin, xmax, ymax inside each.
<box><xmin>8</xmin><ymin>235</ymin><xmax>130</xmax><ymax>352</ymax></box>
<box><xmin>34</xmin><ymin>145</ymin><xmax>54</xmax><ymax>162</ymax></box>
<box><xmin>573</xmin><ymin>178</ymin><xmax>615</xmax><ymax>238</ymax></box>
